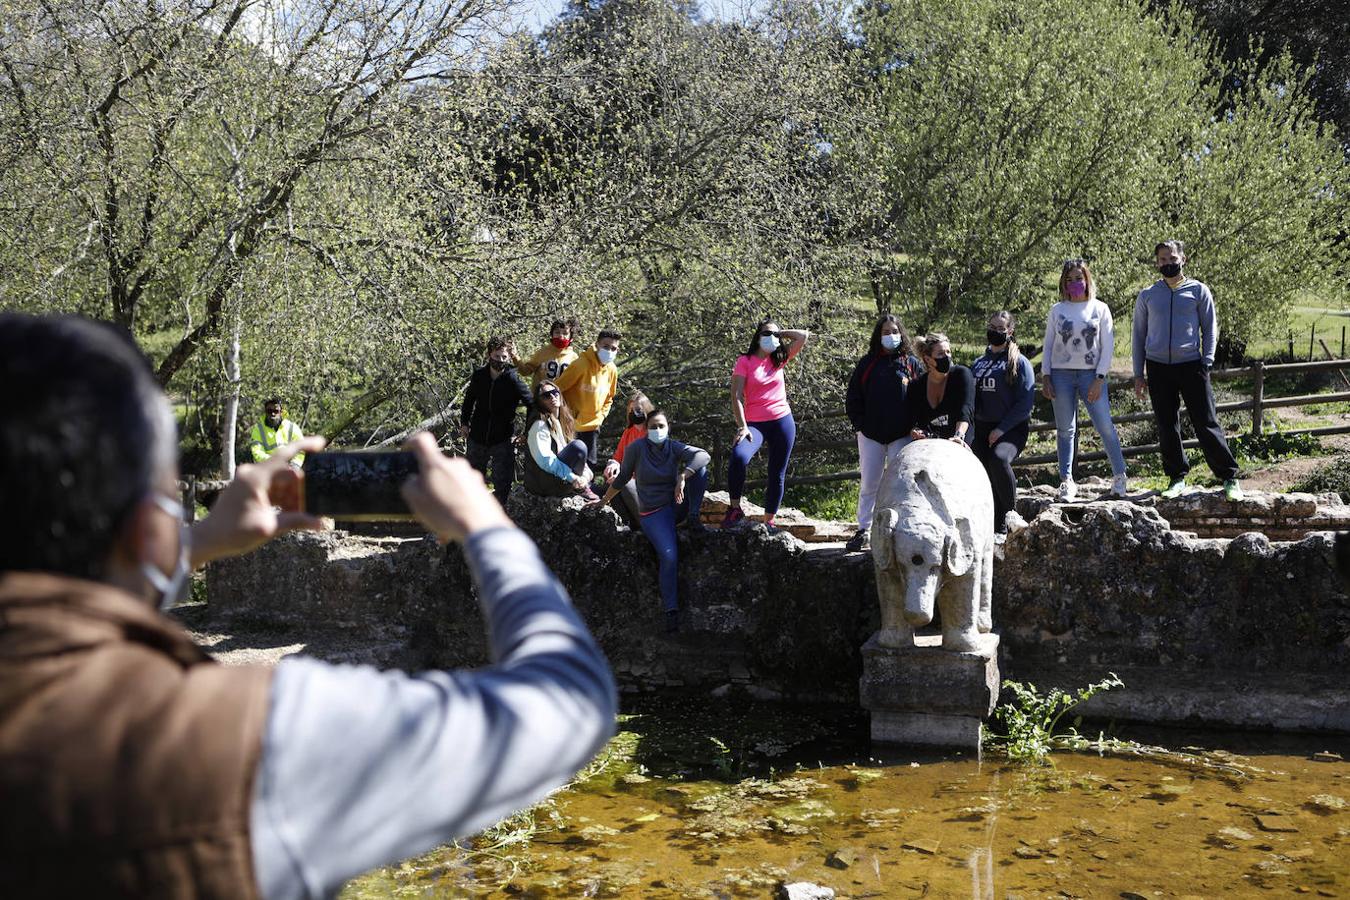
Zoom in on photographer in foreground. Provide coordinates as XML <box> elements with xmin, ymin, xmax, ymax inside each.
<box><xmin>0</xmin><ymin>313</ymin><xmax>617</xmax><ymax>899</ymax></box>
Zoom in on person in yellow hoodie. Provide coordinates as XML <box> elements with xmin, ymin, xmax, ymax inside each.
<box><xmin>553</xmin><ymin>329</ymin><xmax>620</xmax><ymax>466</ymax></box>
<box><xmin>517</xmin><ymin>318</ymin><xmax>580</xmax><ymax>388</ymax></box>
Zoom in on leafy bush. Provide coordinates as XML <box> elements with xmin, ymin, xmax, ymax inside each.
<box><xmin>1290</xmin><ymin>453</ymin><xmax>1350</xmax><ymax>502</ymax></box>
<box><xmin>1228</xmin><ymin>431</ymin><xmax>1325</xmax><ymax>463</ymax></box>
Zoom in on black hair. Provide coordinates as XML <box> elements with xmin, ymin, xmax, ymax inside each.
<box><xmin>264</xmin><ymin>397</ymin><xmax>282</xmax><ymax>408</ymax></box>
<box><xmin>646</xmin><ymin>408</ymin><xmax>670</xmax><ymax>426</ymax></box>
<box><xmin>868</xmin><ymin>313</ymin><xmax>912</xmax><ymax>357</ymax></box>
<box><xmin>0</xmin><ymin>313</ymin><xmax>174</xmax><ymax>580</ymax></box>
<box><xmin>743</xmin><ymin>319</ymin><xmax>789</xmax><ymax>368</ymax></box>
<box><xmin>597</xmin><ymin>328</ymin><xmax>622</xmax><ymax>343</ymax></box>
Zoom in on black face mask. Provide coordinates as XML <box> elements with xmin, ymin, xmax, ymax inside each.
<box><xmin>1159</xmin><ymin>262</ymin><xmax>1182</xmax><ymax>279</ymax></box>
<box><xmin>488</xmin><ymin>359</ymin><xmax>505</xmax><ymax>371</ymax></box>
<box><xmin>629</xmin><ymin>411</ymin><xmax>647</xmax><ymax>426</ymax></box>
<box><xmin>987</xmin><ymin>330</ymin><xmax>1008</xmax><ymax>347</ymax></box>
<box><xmin>934</xmin><ymin>356</ymin><xmax>952</xmax><ymax>374</ymax></box>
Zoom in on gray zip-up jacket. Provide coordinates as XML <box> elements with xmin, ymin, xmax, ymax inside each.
<box><xmin>1132</xmin><ymin>277</ymin><xmax>1218</xmax><ymax>375</ymax></box>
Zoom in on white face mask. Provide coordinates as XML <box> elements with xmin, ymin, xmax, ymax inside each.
<box><xmin>141</xmin><ymin>494</ymin><xmax>192</xmax><ymax>613</ymax></box>
<box><xmin>881</xmin><ymin>333</ymin><xmax>903</xmax><ymax>351</ymax></box>
<box><xmin>647</xmin><ymin>426</ymin><xmax>669</xmax><ymax>445</ymax></box>
<box><xmin>596</xmin><ymin>347</ymin><xmax>617</xmax><ymax>366</ymax></box>
<box><xmin>759</xmin><ymin>334</ymin><xmax>780</xmax><ymax>353</ymax></box>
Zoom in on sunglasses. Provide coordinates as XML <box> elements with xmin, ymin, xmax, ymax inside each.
<box><xmin>1062</xmin><ymin>258</ymin><xmax>1086</xmax><ymax>269</ymax></box>
<box><xmin>541</xmin><ymin>389</ymin><xmax>560</xmax><ymax>398</ymax></box>
<box><xmin>759</xmin><ymin>330</ymin><xmax>780</xmax><ymax>337</ymax></box>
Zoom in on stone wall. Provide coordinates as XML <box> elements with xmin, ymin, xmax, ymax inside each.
<box><xmin>205</xmin><ymin>489</ymin><xmax>1350</xmax><ymax>732</ymax></box>
<box><xmin>1018</xmin><ymin>481</ymin><xmax>1350</xmax><ymax>541</ymax></box>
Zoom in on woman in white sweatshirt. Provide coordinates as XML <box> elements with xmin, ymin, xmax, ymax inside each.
<box><xmin>1041</xmin><ymin>259</ymin><xmax>1128</xmax><ymax>500</ymax></box>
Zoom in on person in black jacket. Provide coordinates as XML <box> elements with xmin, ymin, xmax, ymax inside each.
<box><xmin>460</xmin><ymin>336</ymin><xmax>533</xmax><ymax>503</ymax></box>
<box><xmin>844</xmin><ymin>313</ymin><xmax>923</xmax><ymax>552</ymax></box>
<box><xmin>907</xmin><ymin>332</ymin><xmax>975</xmax><ymax>444</ymax></box>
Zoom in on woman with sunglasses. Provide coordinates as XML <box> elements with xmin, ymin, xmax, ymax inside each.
<box><xmin>590</xmin><ymin>409</ymin><xmax>710</xmax><ymax>634</ymax></box>
<box><xmin>723</xmin><ymin>318</ymin><xmax>811</xmax><ymax>531</ymax></box>
<box><xmin>522</xmin><ymin>381</ymin><xmax>600</xmax><ymax>501</ymax></box>
<box><xmin>1042</xmin><ymin>259</ymin><xmax>1127</xmax><ymax>500</ymax></box>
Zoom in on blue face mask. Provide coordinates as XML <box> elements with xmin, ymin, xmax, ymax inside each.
<box><xmin>596</xmin><ymin>347</ymin><xmax>617</xmax><ymax>366</ymax></box>
<box><xmin>759</xmin><ymin>334</ymin><xmax>780</xmax><ymax>353</ymax></box>
<box><xmin>881</xmin><ymin>333</ymin><xmax>903</xmax><ymax>351</ymax></box>
<box><xmin>647</xmin><ymin>426</ymin><xmax>669</xmax><ymax>445</ymax></box>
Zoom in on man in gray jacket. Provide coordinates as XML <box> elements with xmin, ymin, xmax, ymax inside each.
<box><xmin>1132</xmin><ymin>240</ymin><xmax>1243</xmax><ymax>500</ymax></box>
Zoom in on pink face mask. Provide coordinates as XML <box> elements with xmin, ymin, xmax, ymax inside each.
<box><xmin>1066</xmin><ymin>280</ymin><xmax>1087</xmax><ymax>299</ymax></box>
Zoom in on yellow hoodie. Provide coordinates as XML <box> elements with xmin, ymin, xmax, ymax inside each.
<box><xmin>553</xmin><ymin>347</ymin><xmax>617</xmax><ymax>432</ymax></box>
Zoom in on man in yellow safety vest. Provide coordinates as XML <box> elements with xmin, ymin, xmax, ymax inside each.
<box><xmin>249</xmin><ymin>398</ymin><xmax>305</xmax><ymax>467</ymax></box>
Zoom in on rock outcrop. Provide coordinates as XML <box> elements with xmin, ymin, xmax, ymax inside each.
<box><xmin>205</xmin><ymin>488</ymin><xmax>1350</xmax><ymax>731</ymax></box>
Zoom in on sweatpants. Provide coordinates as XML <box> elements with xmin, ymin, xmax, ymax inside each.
<box><xmin>1145</xmin><ymin>359</ymin><xmax>1239</xmax><ymax>482</ymax></box>
<box><xmin>466</xmin><ymin>438</ymin><xmax>516</xmax><ymax>505</ymax></box>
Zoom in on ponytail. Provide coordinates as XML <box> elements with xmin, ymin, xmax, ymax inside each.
<box><xmin>992</xmin><ymin>311</ymin><xmax>1021</xmax><ymax>384</ymax></box>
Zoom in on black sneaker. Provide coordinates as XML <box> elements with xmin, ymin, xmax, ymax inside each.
<box><xmin>845</xmin><ymin>528</ymin><xmax>869</xmax><ymax>552</ymax></box>
<box><xmin>664</xmin><ymin>609</ymin><xmax>680</xmax><ymax>634</ymax></box>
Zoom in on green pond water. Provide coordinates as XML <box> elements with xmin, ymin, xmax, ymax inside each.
<box><xmin>342</xmin><ymin>698</ymin><xmax>1350</xmax><ymax>898</ymax></box>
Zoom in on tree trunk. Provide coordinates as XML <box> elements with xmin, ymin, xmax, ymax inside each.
<box><xmin>220</xmin><ymin>307</ymin><xmax>241</xmax><ymax>479</ymax></box>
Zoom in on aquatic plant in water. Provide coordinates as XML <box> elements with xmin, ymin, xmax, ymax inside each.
<box><xmin>986</xmin><ymin>672</ymin><xmax>1124</xmax><ymax>763</ymax></box>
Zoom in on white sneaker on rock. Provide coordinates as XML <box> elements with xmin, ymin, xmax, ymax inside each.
<box><xmin>1110</xmin><ymin>474</ymin><xmax>1128</xmax><ymax>497</ymax></box>
<box><xmin>1056</xmin><ymin>480</ymin><xmax>1077</xmax><ymax>501</ymax></box>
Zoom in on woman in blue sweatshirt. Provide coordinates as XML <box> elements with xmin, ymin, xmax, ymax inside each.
<box><xmin>970</xmin><ymin>311</ymin><xmax>1036</xmax><ymax>539</ymax></box>
<box><xmin>844</xmin><ymin>313</ymin><xmax>923</xmax><ymax>552</ymax></box>
<box><xmin>590</xmin><ymin>410</ymin><xmax>710</xmax><ymax>634</ymax></box>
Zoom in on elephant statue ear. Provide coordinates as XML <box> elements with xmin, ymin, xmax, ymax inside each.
<box><xmin>872</xmin><ymin>508</ymin><xmax>899</xmax><ymax>570</ymax></box>
<box><xmin>944</xmin><ymin>516</ymin><xmax>977</xmax><ymax>577</ymax></box>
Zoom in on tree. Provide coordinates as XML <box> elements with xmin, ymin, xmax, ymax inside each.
<box><xmin>845</xmin><ymin>0</ymin><xmax>1348</xmax><ymax>349</ymax></box>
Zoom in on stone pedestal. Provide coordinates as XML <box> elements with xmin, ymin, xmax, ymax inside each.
<box><xmin>859</xmin><ymin>632</ymin><xmax>1000</xmax><ymax>750</ymax></box>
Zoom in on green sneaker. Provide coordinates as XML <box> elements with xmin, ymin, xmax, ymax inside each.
<box><xmin>1223</xmin><ymin>479</ymin><xmax>1245</xmax><ymax>501</ymax></box>
<box><xmin>1161</xmin><ymin>478</ymin><xmax>1187</xmax><ymax>499</ymax></box>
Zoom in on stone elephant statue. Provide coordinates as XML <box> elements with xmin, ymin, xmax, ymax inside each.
<box><xmin>869</xmin><ymin>438</ymin><xmax>994</xmax><ymax>651</ymax></box>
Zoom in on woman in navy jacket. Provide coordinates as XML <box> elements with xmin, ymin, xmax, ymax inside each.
<box><xmin>844</xmin><ymin>313</ymin><xmax>923</xmax><ymax>552</ymax></box>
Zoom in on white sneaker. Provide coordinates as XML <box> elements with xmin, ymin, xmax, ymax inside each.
<box><xmin>1110</xmin><ymin>474</ymin><xmax>1128</xmax><ymax>498</ymax></box>
<box><xmin>1056</xmin><ymin>480</ymin><xmax>1077</xmax><ymax>501</ymax></box>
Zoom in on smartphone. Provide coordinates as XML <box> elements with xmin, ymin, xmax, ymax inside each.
<box><xmin>301</xmin><ymin>450</ymin><xmax>420</xmax><ymax>520</ymax></box>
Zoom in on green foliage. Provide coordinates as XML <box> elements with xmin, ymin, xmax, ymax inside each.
<box><xmin>986</xmin><ymin>672</ymin><xmax>1125</xmax><ymax>764</ymax></box>
<box><xmin>1290</xmin><ymin>453</ymin><xmax>1350</xmax><ymax>502</ymax></box>
<box><xmin>1</xmin><ymin>0</ymin><xmax>1346</xmax><ymax>478</ymax></box>
<box><xmin>789</xmin><ymin>480</ymin><xmax>859</xmax><ymax>522</ymax></box>
<box><xmin>846</xmin><ymin>0</ymin><xmax>1350</xmax><ymax>347</ymax></box>
<box><xmin>1228</xmin><ymin>430</ymin><xmax>1324</xmax><ymax>463</ymax></box>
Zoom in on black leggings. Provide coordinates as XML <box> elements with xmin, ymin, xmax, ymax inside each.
<box><xmin>971</xmin><ymin>420</ymin><xmax>1028</xmax><ymax>534</ymax></box>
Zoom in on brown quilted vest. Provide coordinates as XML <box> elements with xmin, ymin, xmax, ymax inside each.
<box><xmin>0</xmin><ymin>572</ymin><xmax>273</xmax><ymax>899</ymax></box>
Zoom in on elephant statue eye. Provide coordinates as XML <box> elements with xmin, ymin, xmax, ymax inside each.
<box><xmin>911</xmin><ymin>554</ymin><xmax>924</xmax><ymax>565</ymax></box>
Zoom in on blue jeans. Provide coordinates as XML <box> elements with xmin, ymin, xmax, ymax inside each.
<box><xmin>727</xmin><ymin>414</ymin><xmax>797</xmax><ymax>515</ymax></box>
<box><xmin>1050</xmin><ymin>369</ymin><xmax>1126</xmax><ymax>481</ymax></box>
<box><xmin>637</xmin><ymin>468</ymin><xmax>708</xmax><ymax>612</ymax></box>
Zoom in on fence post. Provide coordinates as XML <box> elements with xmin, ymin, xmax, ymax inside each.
<box><xmin>1288</xmin><ymin>331</ymin><xmax>1295</xmax><ymax>359</ymax></box>
<box><xmin>1251</xmin><ymin>362</ymin><xmax>1265</xmax><ymax>436</ymax></box>
<box><xmin>1309</xmin><ymin>325</ymin><xmax>1316</xmax><ymax>361</ymax></box>
<box><xmin>183</xmin><ymin>475</ymin><xmax>197</xmax><ymax>523</ymax></box>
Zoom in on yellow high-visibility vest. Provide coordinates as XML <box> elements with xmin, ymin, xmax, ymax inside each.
<box><xmin>248</xmin><ymin>419</ymin><xmax>305</xmax><ymax>464</ymax></box>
